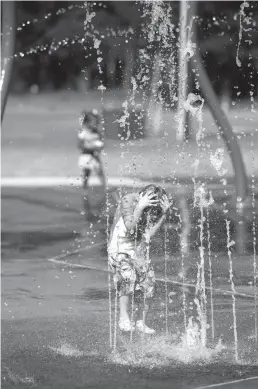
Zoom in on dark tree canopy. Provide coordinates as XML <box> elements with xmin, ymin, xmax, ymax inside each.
<box><xmin>7</xmin><ymin>1</ymin><xmax>258</xmax><ymax>97</ymax></box>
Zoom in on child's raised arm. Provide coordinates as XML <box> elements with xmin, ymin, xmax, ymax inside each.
<box><xmin>148</xmin><ymin>195</ymin><xmax>171</xmax><ymax>238</ymax></box>
<box><xmin>121</xmin><ymin>195</ymin><xmax>144</xmax><ymax>234</ymax></box>
<box><xmin>121</xmin><ymin>192</ymin><xmax>159</xmax><ymax>234</ymax></box>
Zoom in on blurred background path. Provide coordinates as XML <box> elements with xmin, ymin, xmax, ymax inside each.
<box><xmin>2</xmin><ymin>92</ymin><xmax>258</xmax><ymax>180</ymax></box>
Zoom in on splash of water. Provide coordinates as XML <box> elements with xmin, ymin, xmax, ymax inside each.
<box><xmin>195</xmin><ymin>185</ymin><xmax>207</xmax><ymax>346</ymax></box>
<box><xmin>248</xmin><ymin>54</ymin><xmax>256</xmax><ymax>114</ymax></box>
<box><xmin>181</xmin><ymin>317</ymin><xmax>203</xmax><ymax>349</ymax></box>
<box><xmin>236</xmin><ymin>1</ymin><xmax>250</xmax><ymax>67</ymax></box>
<box><xmin>129</xmin><ymin>225</ymin><xmax>139</xmax><ymax>344</ymax></box>
<box><xmin>206</xmin><ymin>204</ymin><xmax>215</xmax><ymax>341</ymax></box>
<box><xmin>4</xmin><ymin>10</ymin><xmax>133</xmax><ymax>65</ymax></box>
<box><xmin>194</xmin><ymin>184</ymin><xmax>215</xmax><ymax>347</ymax></box>
<box><xmin>176</xmin><ymin>0</ymin><xmax>188</xmax><ymax>142</ymax></box>
<box><xmin>226</xmin><ymin>220</ymin><xmax>239</xmax><ymax>362</ymax></box>
<box><xmin>4</xmin><ymin>35</ymin><xmax>90</xmax><ymax>63</ymax></box>
<box><xmin>164</xmin><ymin>223</ymin><xmax>169</xmax><ymax>336</ymax></box>
<box><xmin>105</xmin><ymin>189</ymin><xmax>113</xmax><ymax>349</ymax></box>
<box><xmin>179</xmin><ymin>317</ymin><xmax>226</xmax><ymax>361</ymax></box>
<box><xmin>140</xmin><ymin>229</ymin><xmax>152</xmax><ymax>343</ymax></box>
<box><xmin>210</xmin><ymin>148</ymin><xmax>228</xmax><ymax>177</ymax></box>
<box><xmin>174</xmin><ymin>205</ymin><xmax>187</xmax><ymax>330</ymax></box>
<box><xmin>5</xmin><ymin>4</ymin><xmax>83</xmax><ymax>36</ymax></box>
<box><xmin>4</xmin><ymin>367</ymin><xmax>36</xmax><ymax>386</ymax></box>
<box><xmin>110</xmin><ymin>318</ymin><xmax>226</xmax><ymax>368</ymax></box>
<box><xmin>184</xmin><ymin>93</ymin><xmax>204</xmax><ymax>146</ymax></box>
<box><xmin>251</xmin><ymin>139</ymin><xmax>258</xmax><ymax>342</ymax></box>
<box><xmin>181</xmin><ymin>251</ymin><xmax>187</xmax><ymax>333</ymax></box>
<box><xmin>179</xmin><ymin>194</ymin><xmax>191</xmax><ymax>332</ymax></box>
<box><xmin>141</xmin><ymin>1</ymin><xmax>175</xmax><ymax>136</ymax></box>
<box><xmin>49</xmin><ymin>343</ymin><xmax>85</xmax><ymax>357</ymax></box>
<box><xmin>14</xmin><ymin>0</ymin><xmax>256</xmax><ymax>366</ymax></box>
<box><xmin>177</xmin><ymin>2</ymin><xmax>198</xmax><ymax>142</ymax></box>
<box><xmin>179</xmin><ymin>195</ymin><xmax>191</xmax><ymax>256</ymax></box>
<box><xmin>147</xmin><ymin>53</ymin><xmax>163</xmax><ymax>136</ymax></box>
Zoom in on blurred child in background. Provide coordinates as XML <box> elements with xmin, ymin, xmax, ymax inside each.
<box><xmin>77</xmin><ymin>109</ymin><xmax>105</xmax><ymax>222</ymax></box>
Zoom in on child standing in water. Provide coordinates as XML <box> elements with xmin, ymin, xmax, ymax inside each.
<box><xmin>108</xmin><ymin>185</ymin><xmax>170</xmax><ymax>334</ymax></box>
<box><xmin>77</xmin><ymin>110</ymin><xmax>105</xmax><ymax>221</ymax></box>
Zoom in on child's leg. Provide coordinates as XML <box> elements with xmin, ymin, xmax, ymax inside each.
<box><xmin>82</xmin><ymin>168</ymin><xmax>95</xmax><ymax>220</ymax></box>
<box><xmin>93</xmin><ymin>155</ymin><xmax>106</xmax><ymax>187</ymax></box>
<box><xmin>98</xmin><ymin>159</ymin><xmax>106</xmax><ymax>187</ymax></box>
<box><xmin>141</xmin><ymin>298</ymin><xmax>153</xmax><ymax>324</ymax></box>
<box><xmin>142</xmin><ymin>300</ymin><xmax>151</xmax><ymax>325</ymax></box>
<box><xmin>118</xmin><ymin>294</ymin><xmax>135</xmax><ymax>331</ymax></box>
<box><xmin>119</xmin><ymin>295</ymin><xmax>131</xmax><ymax>322</ymax></box>
<box><xmin>134</xmin><ymin>265</ymin><xmax>156</xmax><ymax>333</ymax></box>
<box><xmin>82</xmin><ymin>168</ymin><xmax>90</xmax><ymax>190</ymax></box>
<box><xmin>111</xmin><ymin>253</ymin><xmax>136</xmax><ymax>330</ymax></box>
<box><xmin>134</xmin><ymin>292</ymin><xmax>152</xmax><ymax>323</ymax></box>
<box><xmin>135</xmin><ymin>296</ymin><xmax>155</xmax><ymax>334</ymax></box>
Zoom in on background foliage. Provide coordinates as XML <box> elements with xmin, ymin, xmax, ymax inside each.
<box><xmin>8</xmin><ymin>1</ymin><xmax>258</xmax><ymax>99</ymax></box>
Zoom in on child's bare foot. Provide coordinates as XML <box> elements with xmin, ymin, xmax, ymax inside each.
<box><xmin>136</xmin><ymin>320</ymin><xmax>155</xmax><ymax>335</ymax></box>
<box><xmin>118</xmin><ymin>318</ymin><xmax>135</xmax><ymax>332</ymax></box>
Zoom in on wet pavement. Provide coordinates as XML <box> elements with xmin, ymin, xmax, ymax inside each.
<box><xmin>2</xmin><ymin>186</ymin><xmax>258</xmax><ymax>388</ymax></box>
<box><xmin>2</xmin><ymin>256</ymin><xmax>258</xmax><ymax>388</ymax></box>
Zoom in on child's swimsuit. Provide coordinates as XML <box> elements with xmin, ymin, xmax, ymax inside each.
<box><xmin>78</xmin><ymin>127</ymin><xmax>103</xmax><ymax>173</ymax></box>
<box><xmin>108</xmin><ymin>193</ymin><xmax>155</xmax><ymax>298</ymax></box>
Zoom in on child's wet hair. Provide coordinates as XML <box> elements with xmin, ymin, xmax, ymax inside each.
<box><xmin>134</xmin><ymin>185</ymin><xmax>168</xmax><ymax>239</ymax></box>
<box><xmin>79</xmin><ymin>110</ymin><xmax>100</xmax><ymax>126</ymax></box>
<box><xmin>140</xmin><ymin>184</ymin><xmax>167</xmax><ymax>201</ymax></box>
<box><xmin>140</xmin><ymin>185</ymin><xmax>167</xmax><ymax>221</ymax></box>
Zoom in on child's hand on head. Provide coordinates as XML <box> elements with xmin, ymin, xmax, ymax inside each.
<box><xmin>160</xmin><ymin>195</ymin><xmax>171</xmax><ymax>214</ymax></box>
<box><xmin>138</xmin><ymin>192</ymin><xmax>159</xmax><ymax>211</ymax></box>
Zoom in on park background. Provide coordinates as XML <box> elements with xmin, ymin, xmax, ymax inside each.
<box><xmin>2</xmin><ymin>2</ymin><xmax>258</xmax><ymax>387</ymax></box>
<box><xmin>2</xmin><ymin>0</ymin><xmax>258</xmax><ymax>181</ymax></box>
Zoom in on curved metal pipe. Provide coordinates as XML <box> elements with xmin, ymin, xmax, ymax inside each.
<box><xmin>1</xmin><ymin>1</ymin><xmax>16</xmax><ymax>123</ymax></box>
<box><xmin>187</xmin><ymin>1</ymin><xmax>248</xmax><ymax>255</ymax></box>
<box><xmin>190</xmin><ymin>53</ymin><xmax>248</xmax><ymax>201</ymax></box>
<box><xmin>188</xmin><ymin>0</ymin><xmax>248</xmax><ymax>202</ymax></box>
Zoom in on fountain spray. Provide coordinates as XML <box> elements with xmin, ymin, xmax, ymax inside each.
<box><xmin>226</xmin><ymin>220</ymin><xmax>239</xmax><ymax>362</ymax></box>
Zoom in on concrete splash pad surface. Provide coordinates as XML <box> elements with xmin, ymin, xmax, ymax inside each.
<box><xmin>2</xmin><ymin>258</ymin><xmax>258</xmax><ymax>389</ymax></box>
<box><xmin>1</xmin><ymin>186</ymin><xmax>258</xmax><ymax>388</ymax></box>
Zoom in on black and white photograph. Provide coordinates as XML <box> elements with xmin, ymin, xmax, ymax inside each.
<box><xmin>1</xmin><ymin>0</ymin><xmax>258</xmax><ymax>388</ymax></box>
